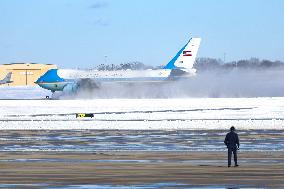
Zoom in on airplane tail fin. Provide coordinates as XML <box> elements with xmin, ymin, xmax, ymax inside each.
<box><xmin>3</xmin><ymin>72</ymin><xmax>13</xmax><ymax>83</ymax></box>
<box><xmin>5</xmin><ymin>72</ymin><xmax>12</xmax><ymax>81</ymax></box>
<box><xmin>164</xmin><ymin>37</ymin><xmax>201</xmax><ymax>71</ymax></box>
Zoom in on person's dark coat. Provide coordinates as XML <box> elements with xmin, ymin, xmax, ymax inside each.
<box><xmin>224</xmin><ymin>131</ymin><xmax>239</xmax><ymax>149</ymax></box>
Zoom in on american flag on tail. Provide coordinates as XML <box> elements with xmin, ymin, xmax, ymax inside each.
<box><xmin>183</xmin><ymin>50</ymin><xmax>192</xmax><ymax>56</ymax></box>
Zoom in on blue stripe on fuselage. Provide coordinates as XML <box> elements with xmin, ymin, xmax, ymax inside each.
<box><xmin>36</xmin><ymin>81</ymin><xmax>74</xmax><ymax>91</ymax></box>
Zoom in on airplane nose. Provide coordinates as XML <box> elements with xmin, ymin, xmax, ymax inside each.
<box><xmin>35</xmin><ymin>73</ymin><xmax>46</xmax><ymax>84</ymax></box>
<box><xmin>35</xmin><ymin>75</ymin><xmax>45</xmax><ymax>85</ymax></box>
<box><xmin>35</xmin><ymin>78</ymin><xmax>41</xmax><ymax>84</ymax></box>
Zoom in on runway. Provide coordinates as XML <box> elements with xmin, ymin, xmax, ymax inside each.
<box><xmin>0</xmin><ymin>151</ymin><xmax>284</xmax><ymax>188</ymax></box>
<box><xmin>1</xmin><ymin>97</ymin><xmax>284</xmax><ymax>188</ymax></box>
<box><xmin>0</xmin><ymin>129</ymin><xmax>284</xmax><ymax>188</ymax></box>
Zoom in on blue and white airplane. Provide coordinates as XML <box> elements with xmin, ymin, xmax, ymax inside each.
<box><xmin>35</xmin><ymin>37</ymin><xmax>201</xmax><ymax>94</ymax></box>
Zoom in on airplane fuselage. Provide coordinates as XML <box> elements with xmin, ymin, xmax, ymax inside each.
<box><xmin>36</xmin><ymin>69</ymin><xmax>178</xmax><ymax>92</ymax></box>
<box><xmin>58</xmin><ymin>69</ymin><xmax>172</xmax><ymax>80</ymax></box>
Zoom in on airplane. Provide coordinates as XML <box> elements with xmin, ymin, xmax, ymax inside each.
<box><xmin>0</xmin><ymin>72</ymin><xmax>13</xmax><ymax>85</ymax></box>
<box><xmin>35</xmin><ymin>37</ymin><xmax>201</xmax><ymax>95</ymax></box>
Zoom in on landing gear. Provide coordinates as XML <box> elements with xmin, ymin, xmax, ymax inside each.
<box><xmin>45</xmin><ymin>91</ymin><xmax>55</xmax><ymax>99</ymax></box>
<box><xmin>51</xmin><ymin>91</ymin><xmax>55</xmax><ymax>99</ymax></box>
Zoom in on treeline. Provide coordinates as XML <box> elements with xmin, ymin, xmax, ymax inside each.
<box><xmin>195</xmin><ymin>58</ymin><xmax>284</xmax><ymax>71</ymax></box>
<box><xmin>95</xmin><ymin>61</ymin><xmax>154</xmax><ymax>71</ymax></box>
<box><xmin>94</xmin><ymin>58</ymin><xmax>284</xmax><ymax>71</ymax></box>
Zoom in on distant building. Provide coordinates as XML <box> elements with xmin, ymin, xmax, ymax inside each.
<box><xmin>0</xmin><ymin>63</ymin><xmax>57</xmax><ymax>86</ymax></box>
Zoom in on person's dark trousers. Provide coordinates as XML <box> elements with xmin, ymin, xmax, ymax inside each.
<box><xmin>228</xmin><ymin>147</ymin><xmax>237</xmax><ymax>166</ymax></box>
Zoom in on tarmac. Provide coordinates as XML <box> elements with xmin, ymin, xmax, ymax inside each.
<box><xmin>0</xmin><ymin>151</ymin><xmax>283</xmax><ymax>188</ymax></box>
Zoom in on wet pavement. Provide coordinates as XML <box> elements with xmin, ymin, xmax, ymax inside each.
<box><xmin>0</xmin><ymin>130</ymin><xmax>284</xmax><ymax>188</ymax></box>
<box><xmin>0</xmin><ymin>130</ymin><xmax>284</xmax><ymax>152</ymax></box>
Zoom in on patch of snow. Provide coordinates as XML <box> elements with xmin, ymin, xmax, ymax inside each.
<box><xmin>0</xmin><ymin>86</ymin><xmax>51</xmax><ymax>99</ymax></box>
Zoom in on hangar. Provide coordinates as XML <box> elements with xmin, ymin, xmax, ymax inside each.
<box><xmin>0</xmin><ymin>63</ymin><xmax>57</xmax><ymax>86</ymax></box>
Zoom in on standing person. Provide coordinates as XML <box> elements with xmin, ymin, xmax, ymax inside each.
<box><xmin>224</xmin><ymin>126</ymin><xmax>240</xmax><ymax>167</ymax></box>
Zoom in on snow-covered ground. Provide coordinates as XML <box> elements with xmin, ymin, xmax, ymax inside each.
<box><xmin>0</xmin><ymin>86</ymin><xmax>51</xmax><ymax>99</ymax></box>
<box><xmin>1</xmin><ymin>97</ymin><xmax>284</xmax><ymax>130</ymax></box>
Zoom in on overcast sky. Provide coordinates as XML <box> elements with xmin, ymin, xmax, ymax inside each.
<box><xmin>1</xmin><ymin>0</ymin><xmax>284</xmax><ymax>68</ymax></box>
